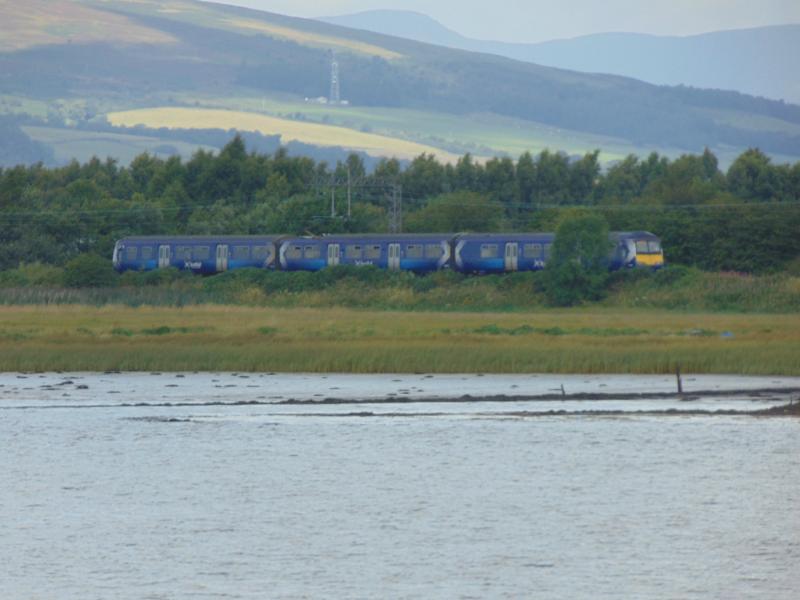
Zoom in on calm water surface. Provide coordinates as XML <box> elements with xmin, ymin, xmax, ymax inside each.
<box><xmin>2</xmin><ymin>374</ymin><xmax>799</xmax><ymax>599</ymax></box>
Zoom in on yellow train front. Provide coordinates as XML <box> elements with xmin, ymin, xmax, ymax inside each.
<box><xmin>612</xmin><ymin>231</ymin><xmax>665</xmax><ymax>269</ymax></box>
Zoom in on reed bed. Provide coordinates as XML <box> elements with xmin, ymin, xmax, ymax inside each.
<box><xmin>1</xmin><ymin>266</ymin><xmax>798</xmax><ymax>313</ymax></box>
<box><xmin>1</xmin><ymin>305</ymin><xmax>797</xmax><ymax>374</ymax></box>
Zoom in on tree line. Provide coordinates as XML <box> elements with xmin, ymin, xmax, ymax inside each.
<box><xmin>0</xmin><ymin>136</ymin><xmax>799</xmax><ymax>273</ymax></box>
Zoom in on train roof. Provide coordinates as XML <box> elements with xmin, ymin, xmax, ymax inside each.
<box><xmin>117</xmin><ymin>231</ymin><xmax>661</xmax><ymax>243</ymax></box>
<box><xmin>118</xmin><ymin>235</ymin><xmax>285</xmax><ymax>242</ymax></box>
<box><xmin>611</xmin><ymin>231</ymin><xmax>660</xmax><ymax>240</ymax></box>
<box><xmin>282</xmin><ymin>234</ymin><xmax>453</xmax><ymax>242</ymax></box>
<box><xmin>453</xmin><ymin>232</ymin><xmax>555</xmax><ymax>241</ymax></box>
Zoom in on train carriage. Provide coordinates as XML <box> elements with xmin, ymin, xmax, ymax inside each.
<box><xmin>453</xmin><ymin>231</ymin><xmax>663</xmax><ymax>273</ymax></box>
<box><xmin>112</xmin><ymin>236</ymin><xmax>282</xmax><ymax>274</ymax></box>
<box><xmin>279</xmin><ymin>234</ymin><xmax>452</xmax><ymax>273</ymax></box>
<box><xmin>453</xmin><ymin>233</ymin><xmax>556</xmax><ymax>274</ymax></box>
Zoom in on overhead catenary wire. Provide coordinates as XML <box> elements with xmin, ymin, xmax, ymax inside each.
<box><xmin>0</xmin><ymin>199</ymin><xmax>797</xmax><ymax>222</ymax></box>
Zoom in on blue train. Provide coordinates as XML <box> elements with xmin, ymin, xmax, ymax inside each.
<box><xmin>113</xmin><ymin>231</ymin><xmax>664</xmax><ymax>274</ymax></box>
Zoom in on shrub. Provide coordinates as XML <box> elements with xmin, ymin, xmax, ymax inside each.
<box><xmin>63</xmin><ymin>254</ymin><xmax>117</xmax><ymax>288</ymax></box>
<box><xmin>540</xmin><ymin>214</ymin><xmax>611</xmax><ymax>306</ymax></box>
<box><xmin>0</xmin><ymin>263</ymin><xmax>64</xmax><ymax>287</ymax></box>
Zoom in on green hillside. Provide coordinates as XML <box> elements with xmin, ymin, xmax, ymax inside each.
<box><xmin>0</xmin><ymin>0</ymin><xmax>799</xmax><ymax>165</ymax></box>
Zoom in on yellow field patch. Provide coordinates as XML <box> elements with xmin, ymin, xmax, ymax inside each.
<box><xmin>226</xmin><ymin>18</ymin><xmax>402</xmax><ymax>60</ymax></box>
<box><xmin>107</xmin><ymin>107</ymin><xmax>460</xmax><ymax>162</ymax></box>
<box><xmin>0</xmin><ymin>0</ymin><xmax>176</xmax><ymax>51</ymax></box>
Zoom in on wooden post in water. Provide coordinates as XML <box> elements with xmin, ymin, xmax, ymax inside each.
<box><xmin>676</xmin><ymin>366</ymin><xmax>683</xmax><ymax>395</ymax></box>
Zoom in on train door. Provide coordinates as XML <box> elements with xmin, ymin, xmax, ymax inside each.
<box><xmin>158</xmin><ymin>245</ymin><xmax>171</xmax><ymax>269</ymax></box>
<box><xmin>327</xmin><ymin>243</ymin><xmax>340</xmax><ymax>267</ymax></box>
<box><xmin>216</xmin><ymin>244</ymin><xmax>229</xmax><ymax>272</ymax></box>
<box><xmin>504</xmin><ymin>242</ymin><xmax>519</xmax><ymax>271</ymax></box>
<box><xmin>388</xmin><ymin>243</ymin><xmax>401</xmax><ymax>271</ymax></box>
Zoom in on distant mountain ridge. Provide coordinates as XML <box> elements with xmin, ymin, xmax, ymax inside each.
<box><xmin>0</xmin><ymin>0</ymin><xmax>799</xmax><ymax>165</ymax></box>
<box><xmin>320</xmin><ymin>10</ymin><xmax>800</xmax><ymax>104</ymax></box>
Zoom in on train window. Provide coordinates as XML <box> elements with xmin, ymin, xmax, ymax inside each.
<box><xmin>365</xmin><ymin>245</ymin><xmax>381</xmax><ymax>259</ymax></box>
<box><xmin>406</xmin><ymin>244</ymin><xmax>423</xmax><ymax>258</ymax></box>
<box><xmin>648</xmin><ymin>241</ymin><xmax>662</xmax><ymax>253</ymax></box>
<box><xmin>252</xmin><ymin>246</ymin><xmax>268</xmax><ymax>260</ymax></box>
<box><xmin>286</xmin><ymin>245</ymin><xmax>302</xmax><ymax>260</ymax></box>
<box><xmin>344</xmin><ymin>244</ymin><xmax>362</xmax><ymax>259</ymax></box>
<box><xmin>480</xmin><ymin>244</ymin><xmax>498</xmax><ymax>258</ymax></box>
<box><xmin>176</xmin><ymin>245</ymin><xmax>192</xmax><ymax>260</ymax></box>
<box><xmin>635</xmin><ymin>241</ymin><xmax>650</xmax><ymax>254</ymax></box>
<box><xmin>233</xmin><ymin>245</ymin><xmax>250</xmax><ymax>260</ymax></box>
<box><xmin>194</xmin><ymin>246</ymin><xmax>210</xmax><ymax>260</ymax></box>
<box><xmin>425</xmin><ymin>244</ymin><xmax>442</xmax><ymax>258</ymax></box>
<box><xmin>304</xmin><ymin>245</ymin><xmax>321</xmax><ymax>259</ymax></box>
<box><xmin>126</xmin><ymin>246</ymin><xmax>138</xmax><ymax>261</ymax></box>
<box><xmin>141</xmin><ymin>246</ymin><xmax>154</xmax><ymax>261</ymax></box>
<box><xmin>543</xmin><ymin>244</ymin><xmax>552</xmax><ymax>259</ymax></box>
<box><xmin>523</xmin><ymin>243</ymin><xmax>542</xmax><ymax>259</ymax></box>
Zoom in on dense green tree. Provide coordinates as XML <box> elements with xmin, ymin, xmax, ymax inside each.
<box><xmin>596</xmin><ymin>155</ymin><xmax>642</xmax><ymax>204</ymax></box>
<box><xmin>516</xmin><ymin>151</ymin><xmax>536</xmax><ymax>209</ymax></box>
<box><xmin>484</xmin><ymin>156</ymin><xmax>517</xmax><ymax>209</ymax></box>
<box><xmin>643</xmin><ymin>153</ymin><xmax>721</xmax><ymax>205</ymax></box>
<box><xmin>726</xmin><ymin>148</ymin><xmax>777</xmax><ymax>201</ymax></box>
<box><xmin>540</xmin><ymin>213</ymin><xmax>611</xmax><ymax>306</ymax></box>
<box><xmin>568</xmin><ymin>151</ymin><xmax>601</xmax><ymax>202</ymax></box>
<box><xmin>452</xmin><ymin>154</ymin><xmax>481</xmax><ymax>191</ymax></box>
<box><xmin>401</xmin><ymin>153</ymin><xmax>447</xmax><ymax>207</ymax></box>
<box><xmin>405</xmin><ymin>192</ymin><xmax>502</xmax><ymax>233</ymax></box>
<box><xmin>533</xmin><ymin>150</ymin><xmax>570</xmax><ymax>205</ymax></box>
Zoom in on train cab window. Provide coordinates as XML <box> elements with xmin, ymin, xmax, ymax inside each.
<box><xmin>304</xmin><ymin>245</ymin><xmax>321</xmax><ymax>259</ymax></box>
<box><xmin>252</xmin><ymin>246</ymin><xmax>268</xmax><ymax>260</ymax></box>
<box><xmin>406</xmin><ymin>244</ymin><xmax>423</xmax><ymax>258</ymax></box>
<box><xmin>126</xmin><ymin>246</ymin><xmax>138</xmax><ymax>261</ymax></box>
<box><xmin>345</xmin><ymin>244</ymin><xmax>362</xmax><ymax>259</ymax></box>
<box><xmin>141</xmin><ymin>246</ymin><xmax>154</xmax><ymax>261</ymax></box>
<box><xmin>365</xmin><ymin>245</ymin><xmax>381</xmax><ymax>259</ymax></box>
<box><xmin>425</xmin><ymin>244</ymin><xmax>442</xmax><ymax>258</ymax></box>
<box><xmin>523</xmin><ymin>243</ymin><xmax>542</xmax><ymax>259</ymax></box>
<box><xmin>648</xmin><ymin>241</ymin><xmax>662</xmax><ymax>253</ymax></box>
<box><xmin>543</xmin><ymin>244</ymin><xmax>552</xmax><ymax>260</ymax></box>
<box><xmin>232</xmin><ymin>245</ymin><xmax>250</xmax><ymax>260</ymax></box>
<box><xmin>286</xmin><ymin>245</ymin><xmax>302</xmax><ymax>260</ymax></box>
<box><xmin>175</xmin><ymin>246</ymin><xmax>192</xmax><ymax>260</ymax></box>
<box><xmin>480</xmin><ymin>244</ymin><xmax>498</xmax><ymax>258</ymax></box>
<box><xmin>194</xmin><ymin>246</ymin><xmax>210</xmax><ymax>260</ymax></box>
<box><xmin>635</xmin><ymin>241</ymin><xmax>651</xmax><ymax>254</ymax></box>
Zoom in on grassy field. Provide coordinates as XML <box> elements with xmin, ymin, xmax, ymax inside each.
<box><xmin>87</xmin><ymin>0</ymin><xmax>401</xmax><ymax>59</ymax></box>
<box><xmin>166</xmin><ymin>93</ymin><xmax>645</xmax><ymax>163</ymax></box>
<box><xmin>107</xmin><ymin>107</ymin><xmax>462</xmax><ymax>162</ymax></box>
<box><xmin>225</xmin><ymin>17</ymin><xmax>402</xmax><ymax>59</ymax></box>
<box><xmin>22</xmin><ymin>126</ymin><xmax>216</xmax><ymax>164</ymax></box>
<box><xmin>1</xmin><ymin>305</ymin><xmax>798</xmax><ymax>374</ymax></box>
<box><xmin>170</xmin><ymin>92</ymin><xmax>778</xmax><ymax>168</ymax></box>
<box><xmin>0</xmin><ymin>0</ymin><xmax>175</xmax><ymax>51</ymax></box>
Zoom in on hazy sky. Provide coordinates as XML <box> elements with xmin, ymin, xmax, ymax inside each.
<box><xmin>208</xmin><ymin>0</ymin><xmax>800</xmax><ymax>43</ymax></box>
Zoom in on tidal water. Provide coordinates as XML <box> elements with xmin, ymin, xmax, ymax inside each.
<box><xmin>2</xmin><ymin>374</ymin><xmax>799</xmax><ymax>599</ymax></box>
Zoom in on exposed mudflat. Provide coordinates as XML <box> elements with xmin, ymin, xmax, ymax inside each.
<box><xmin>1</xmin><ymin>372</ymin><xmax>798</xmax><ymax>416</ymax></box>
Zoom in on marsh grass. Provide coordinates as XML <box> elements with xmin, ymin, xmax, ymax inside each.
<box><xmin>0</xmin><ymin>305</ymin><xmax>797</xmax><ymax>374</ymax></box>
<box><xmin>0</xmin><ymin>266</ymin><xmax>797</xmax><ymax>313</ymax></box>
